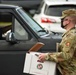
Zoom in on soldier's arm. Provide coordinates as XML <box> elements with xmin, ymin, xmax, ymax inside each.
<box><xmin>45</xmin><ymin>32</ymin><xmax>76</xmax><ymax>63</ymax></box>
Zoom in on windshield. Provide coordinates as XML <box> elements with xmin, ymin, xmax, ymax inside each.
<box><xmin>17</xmin><ymin>8</ymin><xmax>47</xmax><ymax>36</ymax></box>
<box><xmin>44</xmin><ymin>5</ymin><xmax>76</xmax><ymax>16</ymax></box>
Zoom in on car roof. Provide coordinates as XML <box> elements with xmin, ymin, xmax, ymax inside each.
<box><xmin>44</xmin><ymin>0</ymin><xmax>76</xmax><ymax>6</ymax></box>
<box><xmin>0</xmin><ymin>4</ymin><xmax>21</xmax><ymax>9</ymax></box>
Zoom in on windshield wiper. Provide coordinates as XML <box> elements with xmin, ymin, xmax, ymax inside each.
<box><xmin>38</xmin><ymin>30</ymin><xmax>49</xmax><ymax>34</ymax></box>
<box><xmin>38</xmin><ymin>30</ymin><xmax>46</xmax><ymax>32</ymax></box>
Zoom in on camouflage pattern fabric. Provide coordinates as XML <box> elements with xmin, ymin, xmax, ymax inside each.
<box><xmin>61</xmin><ymin>9</ymin><xmax>76</xmax><ymax>19</ymax></box>
<box><xmin>45</xmin><ymin>27</ymin><xmax>76</xmax><ymax>75</ymax></box>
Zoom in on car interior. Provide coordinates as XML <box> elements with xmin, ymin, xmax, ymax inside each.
<box><xmin>0</xmin><ymin>13</ymin><xmax>12</xmax><ymax>40</ymax></box>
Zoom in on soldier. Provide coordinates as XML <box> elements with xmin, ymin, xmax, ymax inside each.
<box><xmin>38</xmin><ymin>9</ymin><xmax>76</xmax><ymax>75</ymax></box>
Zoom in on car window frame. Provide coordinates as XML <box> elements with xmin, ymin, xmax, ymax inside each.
<box><xmin>0</xmin><ymin>8</ymin><xmax>33</xmax><ymax>41</ymax></box>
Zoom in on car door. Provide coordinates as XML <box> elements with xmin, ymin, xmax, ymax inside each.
<box><xmin>0</xmin><ymin>9</ymin><xmax>38</xmax><ymax>75</ymax></box>
<box><xmin>0</xmin><ymin>10</ymin><xmax>38</xmax><ymax>50</ymax></box>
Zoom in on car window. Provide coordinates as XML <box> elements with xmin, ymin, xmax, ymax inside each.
<box><xmin>17</xmin><ymin>9</ymin><xmax>48</xmax><ymax>36</ymax></box>
<box><xmin>0</xmin><ymin>12</ymin><xmax>12</xmax><ymax>39</ymax></box>
<box><xmin>14</xmin><ymin>18</ymin><xmax>30</xmax><ymax>40</ymax></box>
<box><xmin>44</xmin><ymin>5</ymin><xmax>76</xmax><ymax>16</ymax></box>
<box><xmin>0</xmin><ymin>12</ymin><xmax>31</xmax><ymax>40</ymax></box>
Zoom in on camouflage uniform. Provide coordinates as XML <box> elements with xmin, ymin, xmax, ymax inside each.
<box><xmin>61</xmin><ymin>9</ymin><xmax>76</xmax><ymax>18</ymax></box>
<box><xmin>45</xmin><ymin>9</ymin><xmax>76</xmax><ymax>75</ymax></box>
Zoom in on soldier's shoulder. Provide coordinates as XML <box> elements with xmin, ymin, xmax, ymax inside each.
<box><xmin>71</xmin><ymin>28</ymin><xmax>76</xmax><ymax>34</ymax></box>
<box><xmin>68</xmin><ymin>28</ymin><xmax>76</xmax><ymax>33</ymax></box>
<box><xmin>66</xmin><ymin>29</ymin><xmax>76</xmax><ymax>37</ymax></box>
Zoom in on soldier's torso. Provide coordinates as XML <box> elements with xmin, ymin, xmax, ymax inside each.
<box><xmin>58</xmin><ymin>28</ymin><xmax>76</xmax><ymax>74</ymax></box>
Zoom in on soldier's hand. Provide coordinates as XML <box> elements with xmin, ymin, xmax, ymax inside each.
<box><xmin>38</xmin><ymin>53</ymin><xmax>46</xmax><ymax>62</ymax></box>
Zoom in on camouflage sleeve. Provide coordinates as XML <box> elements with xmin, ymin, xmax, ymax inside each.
<box><xmin>45</xmin><ymin>32</ymin><xmax>76</xmax><ymax>63</ymax></box>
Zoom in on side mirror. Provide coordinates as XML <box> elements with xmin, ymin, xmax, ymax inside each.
<box><xmin>6</xmin><ymin>32</ymin><xmax>17</xmax><ymax>44</ymax></box>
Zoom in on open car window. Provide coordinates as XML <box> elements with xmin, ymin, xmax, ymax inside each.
<box><xmin>0</xmin><ymin>11</ymin><xmax>31</xmax><ymax>40</ymax></box>
<box><xmin>0</xmin><ymin>12</ymin><xmax>12</xmax><ymax>39</ymax></box>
